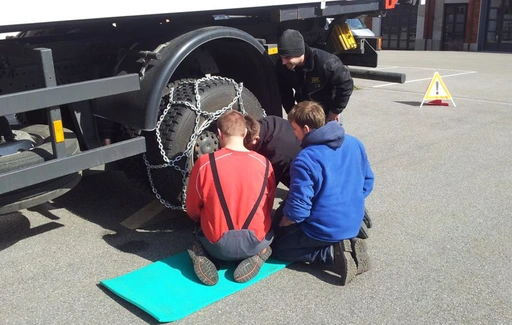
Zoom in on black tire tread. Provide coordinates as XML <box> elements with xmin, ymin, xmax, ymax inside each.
<box><xmin>121</xmin><ymin>78</ymin><xmax>264</xmax><ymax>206</ymax></box>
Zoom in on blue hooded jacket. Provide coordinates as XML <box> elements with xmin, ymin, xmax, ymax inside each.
<box><xmin>283</xmin><ymin>121</ymin><xmax>374</xmax><ymax>242</ymax></box>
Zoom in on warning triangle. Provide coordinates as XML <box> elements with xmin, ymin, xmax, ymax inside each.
<box><xmin>420</xmin><ymin>71</ymin><xmax>456</xmax><ymax>107</ymax></box>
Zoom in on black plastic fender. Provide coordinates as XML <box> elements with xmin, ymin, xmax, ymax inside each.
<box><xmin>95</xmin><ymin>26</ymin><xmax>282</xmax><ymax>130</ymax></box>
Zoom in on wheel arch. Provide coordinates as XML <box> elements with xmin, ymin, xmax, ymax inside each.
<box><xmin>95</xmin><ymin>26</ymin><xmax>282</xmax><ymax>131</ymax></box>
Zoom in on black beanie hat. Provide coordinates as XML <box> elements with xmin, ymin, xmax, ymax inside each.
<box><xmin>278</xmin><ymin>29</ymin><xmax>305</xmax><ymax>57</ymax></box>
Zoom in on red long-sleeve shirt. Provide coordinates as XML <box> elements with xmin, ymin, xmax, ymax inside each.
<box><xmin>186</xmin><ymin>148</ymin><xmax>276</xmax><ymax>243</ymax></box>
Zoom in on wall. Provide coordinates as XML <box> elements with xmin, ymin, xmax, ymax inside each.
<box><xmin>464</xmin><ymin>0</ymin><xmax>481</xmax><ymax>51</ymax></box>
<box><xmin>415</xmin><ymin>0</ymin><xmax>481</xmax><ymax>51</ymax></box>
<box><xmin>415</xmin><ymin>3</ymin><xmax>426</xmax><ymax>49</ymax></box>
<box><xmin>430</xmin><ymin>0</ymin><xmax>445</xmax><ymax>50</ymax></box>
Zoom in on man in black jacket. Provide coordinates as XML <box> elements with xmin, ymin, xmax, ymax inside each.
<box><xmin>276</xmin><ymin>29</ymin><xmax>354</xmax><ymax>123</ymax></box>
<box><xmin>244</xmin><ymin>115</ymin><xmax>301</xmax><ymax>188</ymax></box>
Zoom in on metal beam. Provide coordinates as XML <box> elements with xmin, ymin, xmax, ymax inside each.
<box><xmin>323</xmin><ymin>2</ymin><xmax>380</xmax><ymax>16</ymax></box>
<box><xmin>36</xmin><ymin>48</ymin><xmax>67</xmax><ymax>159</ymax></box>
<box><xmin>275</xmin><ymin>0</ymin><xmax>381</xmax><ymax>22</ymax></box>
<box><xmin>0</xmin><ymin>137</ymin><xmax>146</xmax><ymax>195</ymax></box>
<box><xmin>0</xmin><ymin>74</ymin><xmax>140</xmax><ymax>116</ymax></box>
<box><xmin>349</xmin><ymin>68</ymin><xmax>406</xmax><ymax>83</ymax></box>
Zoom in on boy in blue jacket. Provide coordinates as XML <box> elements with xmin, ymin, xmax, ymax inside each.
<box><xmin>272</xmin><ymin>101</ymin><xmax>374</xmax><ymax>286</ymax></box>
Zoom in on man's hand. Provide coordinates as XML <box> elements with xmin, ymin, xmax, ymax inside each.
<box><xmin>327</xmin><ymin>111</ymin><xmax>340</xmax><ymax>122</ymax></box>
<box><xmin>279</xmin><ymin>216</ymin><xmax>296</xmax><ymax>227</ymax></box>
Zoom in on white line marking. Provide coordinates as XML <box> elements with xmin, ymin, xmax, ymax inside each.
<box><xmin>372</xmin><ymin>71</ymin><xmax>478</xmax><ymax>88</ymax></box>
<box><xmin>455</xmin><ymin>97</ymin><xmax>512</xmax><ymax>106</ymax></box>
<box><xmin>369</xmin><ymin>88</ymin><xmax>512</xmax><ymax>106</ymax></box>
<box><xmin>376</xmin><ymin>65</ymin><xmax>477</xmax><ymax>72</ymax></box>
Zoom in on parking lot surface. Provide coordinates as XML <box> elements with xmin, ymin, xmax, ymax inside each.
<box><xmin>1</xmin><ymin>50</ymin><xmax>512</xmax><ymax>324</ymax></box>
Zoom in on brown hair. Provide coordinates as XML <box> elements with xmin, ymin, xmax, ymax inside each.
<box><xmin>244</xmin><ymin>115</ymin><xmax>261</xmax><ymax>145</ymax></box>
<box><xmin>216</xmin><ymin>110</ymin><xmax>246</xmax><ymax>137</ymax></box>
<box><xmin>287</xmin><ymin>101</ymin><xmax>325</xmax><ymax>129</ymax></box>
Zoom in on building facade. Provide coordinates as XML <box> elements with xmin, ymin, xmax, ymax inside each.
<box><xmin>377</xmin><ymin>0</ymin><xmax>512</xmax><ymax>52</ymax></box>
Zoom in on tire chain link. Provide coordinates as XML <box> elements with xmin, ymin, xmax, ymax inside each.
<box><xmin>142</xmin><ymin>76</ymin><xmax>249</xmax><ymax>210</ymax></box>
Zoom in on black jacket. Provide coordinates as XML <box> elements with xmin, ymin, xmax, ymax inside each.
<box><xmin>255</xmin><ymin>116</ymin><xmax>301</xmax><ymax>188</ymax></box>
<box><xmin>276</xmin><ymin>45</ymin><xmax>353</xmax><ymax>115</ymax></box>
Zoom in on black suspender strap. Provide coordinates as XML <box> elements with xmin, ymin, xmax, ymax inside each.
<box><xmin>209</xmin><ymin>153</ymin><xmax>270</xmax><ymax>231</ymax></box>
<box><xmin>209</xmin><ymin>153</ymin><xmax>235</xmax><ymax>230</ymax></box>
<box><xmin>242</xmin><ymin>158</ymin><xmax>269</xmax><ymax>229</ymax></box>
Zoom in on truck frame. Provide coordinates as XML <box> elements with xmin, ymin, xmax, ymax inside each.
<box><xmin>0</xmin><ymin>0</ymin><xmax>398</xmax><ymax>214</ymax></box>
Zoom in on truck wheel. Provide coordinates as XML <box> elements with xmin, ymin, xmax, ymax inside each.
<box><xmin>0</xmin><ymin>125</ymin><xmax>81</xmax><ymax>215</ymax></box>
<box><xmin>125</xmin><ymin>77</ymin><xmax>265</xmax><ymax>208</ymax></box>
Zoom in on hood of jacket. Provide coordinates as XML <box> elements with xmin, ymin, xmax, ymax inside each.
<box><xmin>255</xmin><ymin>117</ymin><xmax>272</xmax><ymax>152</ymax></box>
<box><xmin>301</xmin><ymin>121</ymin><xmax>345</xmax><ymax>149</ymax></box>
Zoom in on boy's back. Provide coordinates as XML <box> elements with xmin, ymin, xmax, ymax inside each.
<box><xmin>284</xmin><ymin>123</ymin><xmax>374</xmax><ymax>242</ymax></box>
<box><xmin>273</xmin><ymin>101</ymin><xmax>374</xmax><ymax>286</ymax></box>
<box><xmin>187</xmin><ymin>148</ymin><xmax>275</xmax><ymax>243</ymax></box>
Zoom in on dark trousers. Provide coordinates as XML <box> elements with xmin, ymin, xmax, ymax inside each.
<box><xmin>195</xmin><ymin>227</ymin><xmax>272</xmax><ymax>262</ymax></box>
<box><xmin>271</xmin><ymin>203</ymin><xmax>334</xmax><ymax>264</ymax></box>
<box><xmin>271</xmin><ymin>224</ymin><xmax>335</xmax><ymax>264</ymax></box>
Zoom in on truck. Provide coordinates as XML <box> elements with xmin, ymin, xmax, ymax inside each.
<box><xmin>0</xmin><ymin>0</ymin><xmax>400</xmax><ymax>215</ymax></box>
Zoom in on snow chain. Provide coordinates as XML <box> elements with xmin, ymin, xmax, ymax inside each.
<box><xmin>142</xmin><ymin>76</ymin><xmax>257</xmax><ymax>210</ymax></box>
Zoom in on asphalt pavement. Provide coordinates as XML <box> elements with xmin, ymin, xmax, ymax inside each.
<box><xmin>1</xmin><ymin>50</ymin><xmax>512</xmax><ymax>324</ymax></box>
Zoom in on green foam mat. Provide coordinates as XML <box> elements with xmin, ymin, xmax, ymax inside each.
<box><xmin>100</xmin><ymin>251</ymin><xmax>289</xmax><ymax>322</ymax></box>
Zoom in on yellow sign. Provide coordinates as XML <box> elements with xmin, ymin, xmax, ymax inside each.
<box><xmin>267</xmin><ymin>46</ymin><xmax>278</xmax><ymax>55</ymax></box>
<box><xmin>420</xmin><ymin>71</ymin><xmax>456</xmax><ymax>107</ymax></box>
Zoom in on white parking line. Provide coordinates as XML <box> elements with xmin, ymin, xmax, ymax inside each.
<box><xmin>373</xmin><ymin>71</ymin><xmax>478</xmax><ymax>88</ymax></box>
<box><xmin>375</xmin><ymin>65</ymin><xmax>477</xmax><ymax>72</ymax></box>
<box><xmin>454</xmin><ymin>96</ymin><xmax>512</xmax><ymax>106</ymax></box>
<box><xmin>371</xmin><ymin>88</ymin><xmax>512</xmax><ymax>106</ymax></box>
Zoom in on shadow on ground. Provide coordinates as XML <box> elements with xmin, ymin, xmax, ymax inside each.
<box><xmin>0</xmin><ymin>211</ymin><xmax>64</xmax><ymax>252</ymax></box>
<box><xmin>97</xmin><ymin>284</ymin><xmax>162</xmax><ymax>325</ymax></box>
<box><xmin>286</xmin><ymin>262</ymin><xmax>343</xmax><ymax>286</ymax></box>
<box><xmin>49</xmin><ymin>170</ymin><xmax>196</xmax><ymax>262</ymax></box>
<box><xmin>275</xmin><ymin>187</ymin><xmax>288</xmax><ymax>200</ymax></box>
<box><xmin>395</xmin><ymin>101</ymin><xmax>423</xmax><ymax>107</ymax></box>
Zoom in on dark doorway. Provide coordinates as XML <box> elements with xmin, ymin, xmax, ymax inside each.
<box><xmin>484</xmin><ymin>0</ymin><xmax>512</xmax><ymax>51</ymax></box>
<box><xmin>442</xmin><ymin>4</ymin><xmax>468</xmax><ymax>51</ymax></box>
<box><xmin>381</xmin><ymin>3</ymin><xmax>418</xmax><ymax>50</ymax></box>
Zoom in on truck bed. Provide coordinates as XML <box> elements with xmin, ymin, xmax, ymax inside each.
<box><xmin>0</xmin><ymin>0</ymin><xmax>384</xmax><ymax>31</ymax></box>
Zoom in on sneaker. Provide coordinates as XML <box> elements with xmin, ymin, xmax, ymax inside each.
<box><xmin>363</xmin><ymin>208</ymin><xmax>372</xmax><ymax>229</ymax></box>
<box><xmin>187</xmin><ymin>241</ymin><xmax>219</xmax><ymax>286</ymax></box>
<box><xmin>333</xmin><ymin>239</ymin><xmax>357</xmax><ymax>286</ymax></box>
<box><xmin>351</xmin><ymin>238</ymin><xmax>370</xmax><ymax>275</ymax></box>
<box><xmin>233</xmin><ymin>247</ymin><xmax>272</xmax><ymax>283</ymax></box>
<box><xmin>357</xmin><ymin>222</ymin><xmax>369</xmax><ymax>239</ymax></box>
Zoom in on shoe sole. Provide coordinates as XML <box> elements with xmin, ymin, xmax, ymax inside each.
<box><xmin>188</xmin><ymin>248</ymin><xmax>219</xmax><ymax>286</ymax></box>
<box><xmin>333</xmin><ymin>240</ymin><xmax>357</xmax><ymax>286</ymax></box>
<box><xmin>233</xmin><ymin>247</ymin><xmax>272</xmax><ymax>283</ymax></box>
<box><xmin>351</xmin><ymin>238</ymin><xmax>370</xmax><ymax>275</ymax></box>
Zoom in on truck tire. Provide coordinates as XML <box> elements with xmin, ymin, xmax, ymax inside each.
<box><xmin>0</xmin><ymin>125</ymin><xmax>81</xmax><ymax>215</ymax></box>
<box><xmin>123</xmin><ymin>77</ymin><xmax>265</xmax><ymax>207</ymax></box>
